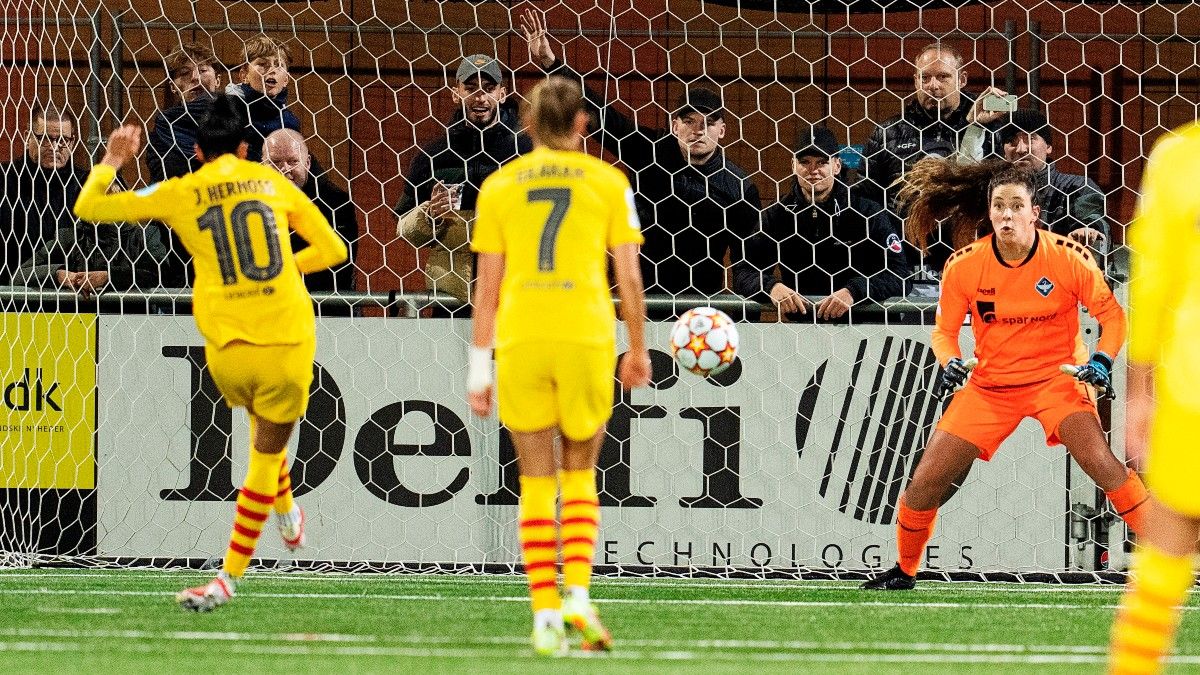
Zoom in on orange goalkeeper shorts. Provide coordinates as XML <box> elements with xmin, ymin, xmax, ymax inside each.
<box><xmin>935</xmin><ymin>373</ymin><xmax>1097</xmax><ymax>460</ymax></box>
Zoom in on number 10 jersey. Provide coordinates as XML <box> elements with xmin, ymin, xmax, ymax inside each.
<box><xmin>75</xmin><ymin>156</ymin><xmax>346</xmax><ymax>348</ymax></box>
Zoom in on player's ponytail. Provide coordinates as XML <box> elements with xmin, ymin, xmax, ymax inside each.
<box><xmin>899</xmin><ymin>158</ymin><xmax>1039</xmax><ymax>254</ymax></box>
<box><xmin>523</xmin><ymin>76</ymin><xmax>585</xmax><ymax>151</ymax></box>
<box><xmin>196</xmin><ymin>93</ymin><xmax>248</xmax><ymax>159</ymax></box>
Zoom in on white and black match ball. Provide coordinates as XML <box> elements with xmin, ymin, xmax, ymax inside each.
<box><xmin>668</xmin><ymin>307</ymin><xmax>739</xmax><ymax>377</ymax></box>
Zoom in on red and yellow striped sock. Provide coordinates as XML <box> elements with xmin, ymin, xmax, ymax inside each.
<box><xmin>519</xmin><ymin>475</ymin><xmax>561</xmax><ymax>613</ymax></box>
<box><xmin>222</xmin><ymin>447</ymin><xmax>282</xmax><ymax>578</ymax></box>
<box><xmin>1109</xmin><ymin>544</ymin><xmax>1195</xmax><ymax>675</ymax></box>
<box><xmin>273</xmin><ymin>448</ymin><xmax>295</xmax><ymax>516</ymax></box>
<box><xmin>1106</xmin><ymin>469</ymin><xmax>1150</xmax><ymax>537</ymax></box>
<box><xmin>896</xmin><ymin>496</ymin><xmax>938</xmax><ymax>577</ymax></box>
<box><xmin>560</xmin><ymin>468</ymin><xmax>600</xmax><ymax>590</ymax></box>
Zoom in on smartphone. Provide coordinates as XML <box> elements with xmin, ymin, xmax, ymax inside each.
<box><xmin>982</xmin><ymin>93</ymin><xmax>1018</xmax><ymax>113</ymax></box>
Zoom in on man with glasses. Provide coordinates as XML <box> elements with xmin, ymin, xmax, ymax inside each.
<box><xmin>1</xmin><ymin>104</ymin><xmax>88</xmax><ymax>286</ymax></box>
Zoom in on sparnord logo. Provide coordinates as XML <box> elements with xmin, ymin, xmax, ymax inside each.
<box><xmin>795</xmin><ymin>337</ymin><xmax>949</xmax><ymax>525</ymax></box>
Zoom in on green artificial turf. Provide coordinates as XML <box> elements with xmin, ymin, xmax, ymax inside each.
<box><xmin>1</xmin><ymin>569</ymin><xmax>1197</xmax><ymax>673</ymax></box>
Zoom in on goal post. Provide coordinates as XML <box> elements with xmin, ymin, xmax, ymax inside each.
<box><xmin>2</xmin><ymin>0</ymin><xmax>1190</xmax><ymax>579</ymax></box>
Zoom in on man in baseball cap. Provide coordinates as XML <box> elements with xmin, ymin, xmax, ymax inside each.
<box><xmin>454</xmin><ymin>53</ymin><xmax>508</xmax><ymax>129</ymax></box>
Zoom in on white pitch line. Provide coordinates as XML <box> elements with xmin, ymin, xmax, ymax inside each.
<box><xmin>0</xmin><ymin>586</ymin><xmax>1172</xmax><ymax>611</ymax></box>
<box><xmin>0</xmin><ymin>627</ymin><xmax>1126</xmax><ymax>655</ymax></box>
<box><xmin>0</xmin><ymin>570</ymin><xmax>1145</xmax><ymax>594</ymax></box>
<box><xmin>34</xmin><ymin>607</ymin><xmax>120</xmax><ymax>615</ymax></box>
<box><xmin>2</xmin><ymin>638</ymin><xmax>1200</xmax><ymax>666</ymax></box>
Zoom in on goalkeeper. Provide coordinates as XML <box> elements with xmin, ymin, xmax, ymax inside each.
<box><xmin>74</xmin><ymin>94</ymin><xmax>347</xmax><ymax>610</ymax></box>
<box><xmin>863</xmin><ymin>160</ymin><xmax>1147</xmax><ymax>590</ymax></box>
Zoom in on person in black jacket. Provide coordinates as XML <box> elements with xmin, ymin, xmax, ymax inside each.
<box><xmin>860</xmin><ymin>42</ymin><xmax>1006</xmax><ymax>275</ymax></box>
<box><xmin>395</xmin><ymin>53</ymin><xmax>532</xmax><ymax>315</ymax></box>
<box><xmin>263</xmin><ymin>129</ymin><xmax>359</xmax><ymax>316</ymax></box>
<box><xmin>998</xmin><ymin>109</ymin><xmax>1109</xmax><ymax>250</ymax></box>
<box><xmin>147</xmin><ymin>42</ymin><xmax>223</xmax><ymax>182</ymax></box>
<box><xmin>734</xmin><ymin>126</ymin><xmax>908</xmax><ymax>322</ymax></box>
<box><xmin>16</xmin><ymin>217</ymin><xmax>167</xmax><ymax>297</ymax></box>
<box><xmin>1</xmin><ymin>104</ymin><xmax>88</xmax><ymax>287</ymax></box>
<box><xmin>522</xmin><ymin>9</ymin><xmax>761</xmax><ymax>315</ymax></box>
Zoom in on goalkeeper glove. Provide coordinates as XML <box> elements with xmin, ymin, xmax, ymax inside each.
<box><xmin>1060</xmin><ymin>352</ymin><xmax>1114</xmax><ymax>400</ymax></box>
<box><xmin>934</xmin><ymin>357</ymin><xmax>977</xmax><ymax>400</ymax></box>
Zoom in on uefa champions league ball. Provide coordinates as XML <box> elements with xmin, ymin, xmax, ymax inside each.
<box><xmin>669</xmin><ymin>307</ymin><xmax>739</xmax><ymax>377</ymax></box>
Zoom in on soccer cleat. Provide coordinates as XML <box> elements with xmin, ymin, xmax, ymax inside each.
<box><xmin>562</xmin><ymin>595</ymin><xmax>613</xmax><ymax>651</ymax></box>
<box><xmin>531</xmin><ymin>623</ymin><xmax>569</xmax><ymax>657</ymax></box>
<box><xmin>176</xmin><ymin>571</ymin><xmax>235</xmax><ymax>611</ymax></box>
<box><xmin>861</xmin><ymin>564</ymin><xmax>916</xmax><ymax>591</ymax></box>
<box><xmin>277</xmin><ymin>506</ymin><xmax>306</xmax><ymax>551</ymax></box>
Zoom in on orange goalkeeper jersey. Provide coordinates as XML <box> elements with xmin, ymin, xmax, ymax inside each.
<box><xmin>933</xmin><ymin>230</ymin><xmax>1125</xmax><ymax>388</ymax></box>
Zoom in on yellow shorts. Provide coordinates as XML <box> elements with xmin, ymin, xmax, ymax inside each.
<box><xmin>205</xmin><ymin>340</ymin><xmax>315</xmax><ymax>424</ymax></box>
<box><xmin>1146</xmin><ymin>393</ymin><xmax>1200</xmax><ymax>517</ymax></box>
<box><xmin>496</xmin><ymin>341</ymin><xmax>617</xmax><ymax>441</ymax></box>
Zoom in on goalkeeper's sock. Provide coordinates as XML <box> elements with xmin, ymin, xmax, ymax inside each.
<box><xmin>896</xmin><ymin>496</ymin><xmax>938</xmax><ymax>577</ymax></box>
<box><xmin>519</xmin><ymin>475</ymin><xmax>561</xmax><ymax>613</ymax></box>
<box><xmin>222</xmin><ymin>447</ymin><xmax>282</xmax><ymax>578</ymax></box>
<box><xmin>559</xmin><ymin>468</ymin><xmax>600</xmax><ymax>591</ymax></box>
<box><xmin>274</xmin><ymin>448</ymin><xmax>295</xmax><ymax>516</ymax></box>
<box><xmin>1109</xmin><ymin>544</ymin><xmax>1194</xmax><ymax>674</ymax></box>
<box><xmin>1106</xmin><ymin>468</ymin><xmax>1150</xmax><ymax>536</ymax></box>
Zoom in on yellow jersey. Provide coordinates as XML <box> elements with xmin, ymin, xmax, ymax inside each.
<box><xmin>74</xmin><ymin>155</ymin><xmax>347</xmax><ymax>348</ymax></box>
<box><xmin>472</xmin><ymin>146</ymin><xmax>643</xmax><ymax>348</ymax></box>
<box><xmin>1128</xmin><ymin>122</ymin><xmax>1200</xmax><ymax>403</ymax></box>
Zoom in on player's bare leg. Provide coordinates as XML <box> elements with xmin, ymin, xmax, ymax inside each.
<box><xmin>863</xmin><ymin>431</ymin><xmax>979</xmax><ymax>590</ymax></box>
<box><xmin>560</xmin><ymin>428</ymin><xmax>611</xmax><ymax>651</ymax></box>
<box><xmin>1059</xmin><ymin>412</ymin><xmax>1149</xmax><ymax>535</ymax></box>
<box><xmin>178</xmin><ymin>414</ymin><xmax>295</xmax><ymax>611</ymax></box>
<box><xmin>512</xmin><ymin>428</ymin><xmax>568</xmax><ymax>656</ymax></box>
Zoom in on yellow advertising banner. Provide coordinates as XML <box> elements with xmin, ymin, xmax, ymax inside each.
<box><xmin>0</xmin><ymin>313</ymin><xmax>96</xmax><ymax>489</ymax></box>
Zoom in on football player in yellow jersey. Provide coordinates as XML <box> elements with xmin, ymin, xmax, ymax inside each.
<box><xmin>74</xmin><ymin>94</ymin><xmax>347</xmax><ymax>611</ymax></box>
<box><xmin>467</xmin><ymin>76</ymin><xmax>651</xmax><ymax>656</ymax></box>
<box><xmin>1110</xmin><ymin>124</ymin><xmax>1200</xmax><ymax>674</ymax></box>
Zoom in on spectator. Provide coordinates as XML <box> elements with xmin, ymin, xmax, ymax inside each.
<box><xmin>225</xmin><ymin>35</ymin><xmax>301</xmax><ymax>162</ymax></box>
<box><xmin>16</xmin><ymin>210</ymin><xmax>167</xmax><ymax>298</ymax></box>
<box><xmin>1000</xmin><ymin>109</ymin><xmax>1108</xmax><ymax>249</ymax></box>
<box><xmin>522</xmin><ymin>9</ymin><xmax>761</xmax><ymax>316</ymax></box>
<box><xmin>395</xmin><ymin>53</ymin><xmax>532</xmax><ymax>315</ymax></box>
<box><xmin>734</xmin><ymin>126</ymin><xmax>908</xmax><ymax>322</ymax></box>
<box><xmin>860</xmin><ymin>42</ymin><xmax>1006</xmax><ymax>274</ymax></box>
<box><xmin>0</xmin><ymin>104</ymin><xmax>88</xmax><ymax>286</ymax></box>
<box><xmin>147</xmin><ymin>42</ymin><xmax>223</xmax><ymax>182</ymax></box>
<box><xmin>263</xmin><ymin>129</ymin><xmax>359</xmax><ymax>315</ymax></box>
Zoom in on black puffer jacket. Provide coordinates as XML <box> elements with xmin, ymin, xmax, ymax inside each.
<box><xmin>860</xmin><ymin>95</ymin><xmax>989</xmax><ymax>213</ymax></box>
<box><xmin>1035</xmin><ymin>166</ymin><xmax>1109</xmax><ymax>241</ymax></box>
<box><xmin>394</xmin><ymin>104</ymin><xmax>532</xmax><ymax>216</ymax></box>
<box><xmin>16</xmin><ymin>220</ymin><xmax>167</xmax><ymax>291</ymax></box>
<box><xmin>548</xmin><ymin>60</ymin><xmax>762</xmax><ymax>299</ymax></box>
<box><xmin>733</xmin><ymin>181</ymin><xmax>908</xmax><ymax>308</ymax></box>
<box><xmin>0</xmin><ymin>157</ymin><xmax>87</xmax><ymax>285</ymax></box>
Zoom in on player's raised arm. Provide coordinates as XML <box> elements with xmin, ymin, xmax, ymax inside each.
<box><xmin>75</xmin><ymin>124</ymin><xmax>174</xmax><ymax>224</ymax></box>
<box><xmin>286</xmin><ymin>184</ymin><xmax>348</xmax><ymax>274</ymax></box>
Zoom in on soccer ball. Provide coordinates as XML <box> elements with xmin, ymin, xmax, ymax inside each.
<box><xmin>669</xmin><ymin>307</ymin><xmax>739</xmax><ymax>377</ymax></box>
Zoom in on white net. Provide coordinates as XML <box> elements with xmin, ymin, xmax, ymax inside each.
<box><xmin>2</xmin><ymin>0</ymin><xmax>1195</xmax><ymax>579</ymax></box>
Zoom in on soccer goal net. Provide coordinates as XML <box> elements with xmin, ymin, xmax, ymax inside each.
<box><xmin>1</xmin><ymin>0</ymin><xmax>1192</xmax><ymax>579</ymax></box>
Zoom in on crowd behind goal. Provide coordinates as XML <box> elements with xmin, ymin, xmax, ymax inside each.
<box><xmin>2</xmin><ymin>8</ymin><xmax>1121</xmax><ymax>319</ymax></box>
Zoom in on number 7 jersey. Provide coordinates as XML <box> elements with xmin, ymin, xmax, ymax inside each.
<box><xmin>74</xmin><ymin>155</ymin><xmax>347</xmax><ymax>348</ymax></box>
<box><xmin>472</xmin><ymin>146</ymin><xmax>643</xmax><ymax>349</ymax></box>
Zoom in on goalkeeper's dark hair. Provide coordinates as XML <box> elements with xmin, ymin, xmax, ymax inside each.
<box><xmin>898</xmin><ymin>158</ymin><xmax>1040</xmax><ymax>254</ymax></box>
<box><xmin>196</xmin><ymin>93</ymin><xmax>247</xmax><ymax>159</ymax></box>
